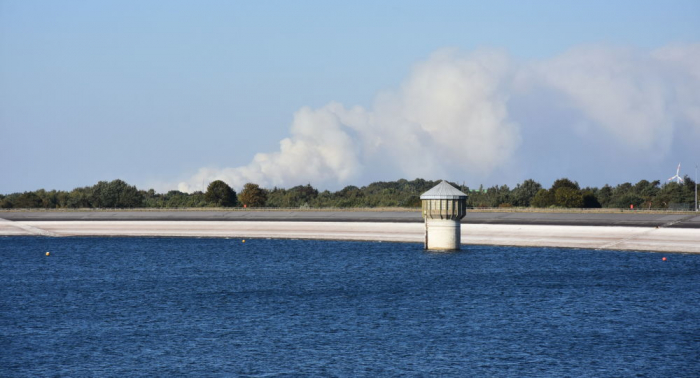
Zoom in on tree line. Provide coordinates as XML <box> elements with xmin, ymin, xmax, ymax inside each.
<box><xmin>0</xmin><ymin>176</ymin><xmax>697</xmax><ymax>210</ymax></box>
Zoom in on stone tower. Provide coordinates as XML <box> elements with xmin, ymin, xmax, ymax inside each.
<box><xmin>420</xmin><ymin>181</ymin><xmax>468</xmax><ymax>250</ymax></box>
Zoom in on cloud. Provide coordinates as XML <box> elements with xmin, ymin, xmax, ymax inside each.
<box><xmin>177</xmin><ymin>104</ymin><xmax>363</xmax><ymax>192</ymax></box>
<box><xmin>179</xmin><ymin>48</ymin><xmax>521</xmax><ymax>191</ymax></box>
<box><xmin>528</xmin><ymin>44</ymin><xmax>700</xmax><ymax>153</ymax></box>
<box><xmin>651</xmin><ymin>43</ymin><xmax>700</xmax><ymax>130</ymax></box>
<box><xmin>367</xmin><ymin>48</ymin><xmax>520</xmax><ymax>177</ymax></box>
<box><xmin>177</xmin><ymin>43</ymin><xmax>700</xmax><ymax>192</ymax></box>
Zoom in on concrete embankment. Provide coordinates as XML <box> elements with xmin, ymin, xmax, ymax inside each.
<box><xmin>2</xmin><ymin>209</ymin><xmax>700</xmax><ymax>228</ymax></box>
<box><xmin>1</xmin><ymin>210</ymin><xmax>699</xmax><ymax>253</ymax></box>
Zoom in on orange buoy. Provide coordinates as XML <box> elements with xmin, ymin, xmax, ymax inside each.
<box><xmin>45</xmin><ymin>252</ymin><xmax>50</xmax><ymax>256</ymax></box>
<box><xmin>662</xmin><ymin>257</ymin><xmax>667</xmax><ymax>261</ymax></box>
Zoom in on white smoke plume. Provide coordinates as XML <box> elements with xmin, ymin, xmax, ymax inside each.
<box><xmin>526</xmin><ymin>44</ymin><xmax>699</xmax><ymax>153</ymax></box>
<box><xmin>178</xmin><ymin>43</ymin><xmax>700</xmax><ymax>192</ymax></box>
<box><xmin>178</xmin><ymin>105</ymin><xmax>363</xmax><ymax>193</ymax></box>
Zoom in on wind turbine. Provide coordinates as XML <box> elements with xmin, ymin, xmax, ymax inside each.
<box><xmin>668</xmin><ymin>163</ymin><xmax>685</xmax><ymax>184</ymax></box>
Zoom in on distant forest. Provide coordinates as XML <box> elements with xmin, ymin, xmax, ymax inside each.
<box><xmin>1</xmin><ymin>177</ymin><xmax>697</xmax><ymax>210</ymax></box>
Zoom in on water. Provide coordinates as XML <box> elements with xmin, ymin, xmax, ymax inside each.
<box><xmin>1</xmin><ymin>237</ymin><xmax>699</xmax><ymax>377</ymax></box>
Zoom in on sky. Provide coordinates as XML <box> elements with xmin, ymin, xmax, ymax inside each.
<box><xmin>1</xmin><ymin>0</ymin><xmax>699</xmax><ymax>194</ymax></box>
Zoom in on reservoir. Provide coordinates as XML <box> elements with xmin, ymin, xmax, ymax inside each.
<box><xmin>2</xmin><ymin>237</ymin><xmax>699</xmax><ymax>376</ymax></box>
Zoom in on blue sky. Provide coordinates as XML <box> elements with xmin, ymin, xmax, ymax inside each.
<box><xmin>1</xmin><ymin>0</ymin><xmax>699</xmax><ymax>193</ymax></box>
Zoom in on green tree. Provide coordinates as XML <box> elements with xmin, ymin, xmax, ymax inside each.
<box><xmin>531</xmin><ymin>189</ymin><xmax>554</xmax><ymax>207</ymax></box>
<box><xmin>67</xmin><ymin>187</ymin><xmax>93</xmax><ymax>208</ymax></box>
<box><xmin>0</xmin><ymin>194</ymin><xmax>11</xmax><ymax>209</ymax></box>
<box><xmin>90</xmin><ymin>179</ymin><xmax>144</xmax><ymax>208</ymax></box>
<box><xmin>551</xmin><ymin>178</ymin><xmax>580</xmax><ymax>192</ymax></box>
<box><xmin>512</xmin><ymin>179</ymin><xmax>542</xmax><ymax>207</ymax></box>
<box><xmin>13</xmin><ymin>192</ymin><xmax>43</xmax><ymax>208</ymax></box>
<box><xmin>266</xmin><ymin>184</ymin><xmax>319</xmax><ymax>207</ymax></box>
<box><xmin>205</xmin><ymin>180</ymin><xmax>237</xmax><ymax>207</ymax></box>
<box><xmin>493</xmin><ymin>185</ymin><xmax>513</xmax><ymax>207</ymax></box>
<box><xmin>334</xmin><ymin>185</ymin><xmax>365</xmax><ymax>207</ymax></box>
<box><xmin>165</xmin><ymin>190</ymin><xmax>187</xmax><ymax>207</ymax></box>
<box><xmin>611</xmin><ymin>194</ymin><xmax>644</xmax><ymax>209</ymax></box>
<box><xmin>657</xmin><ymin>179</ymin><xmax>694</xmax><ymax>209</ymax></box>
<box><xmin>34</xmin><ymin>189</ymin><xmax>59</xmax><ymax>208</ymax></box>
<box><xmin>186</xmin><ymin>191</ymin><xmax>209</xmax><ymax>207</ymax></box>
<box><xmin>554</xmin><ymin>187</ymin><xmax>584</xmax><ymax>208</ymax></box>
<box><xmin>582</xmin><ymin>190</ymin><xmax>602</xmax><ymax>208</ymax></box>
<box><xmin>634</xmin><ymin>180</ymin><xmax>660</xmax><ymax>209</ymax></box>
<box><xmin>239</xmin><ymin>183</ymin><xmax>267</xmax><ymax>207</ymax></box>
<box><xmin>597</xmin><ymin>185</ymin><xmax>613</xmax><ymax>207</ymax></box>
<box><xmin>545</xmin><ymin>178</ymin><xmax>584</xmax><ymax>208</ymax></box>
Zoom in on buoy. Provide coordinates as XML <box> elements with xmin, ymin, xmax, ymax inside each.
<box><xmin>45</xmin><ymin>252</ymin><xmax>50</xmax><ymax>256</ymax></box>
<box><xmin>662</xmin><ymin>257</ymin><xmax>667</xmax><ymax>261</ymax></box>
<box><xmin>242</xmin><ymin>239</ymin><xmax>246</xmax><ymax>243</ymax></box>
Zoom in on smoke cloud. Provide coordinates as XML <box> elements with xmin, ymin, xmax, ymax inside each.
<box><xmin>528</xmin><ymin>44</ymin><xmax>699</xmax><ymax>153</ymax></box>
<box><xmin>178</xmin><ymin>43</ymin><xmax>700</xmax><ymax>192</ymax></box>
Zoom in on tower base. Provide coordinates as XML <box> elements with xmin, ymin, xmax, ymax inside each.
<box><xmin>424</xmin><ymin>219</ymin><xmax>461</xmax><ymax>250</ymax></box>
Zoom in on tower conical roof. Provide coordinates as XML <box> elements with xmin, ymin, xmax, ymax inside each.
<box><xmin>419</xmin><ymin>181</ymin><xmax>468</xmax><ymax>200</ymax></box>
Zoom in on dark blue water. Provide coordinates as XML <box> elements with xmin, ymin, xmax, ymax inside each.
<box><xmin>1</xmin><ymin>237</ymin><xmax>699</xmax><ymax>377</ymax></box>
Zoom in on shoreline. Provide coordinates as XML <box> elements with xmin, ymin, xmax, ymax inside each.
<box><xmin>1</xmin><ymin>219</ymin><xmax>698</xmax><ymax>253</ymax></box>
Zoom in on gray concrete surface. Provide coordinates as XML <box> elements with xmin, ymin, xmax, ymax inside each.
<box><xmin>1</xmin><ymin>220</ymin><xmax>699</xmax><ymax>253</ymax></box>
<box><xmin>462</xmin><ymin>212</ymin><xmax>700</xmax><ymax>228</ymax></box>
<box><xmin>0</xmin><ymin>210</ymin><xmax>421</xmax><ymax>223</ymax></box>
<box><xmin>1</xmin><ymin>210</ymin><xmax>699</xmax><ymax>228</ymax></box>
